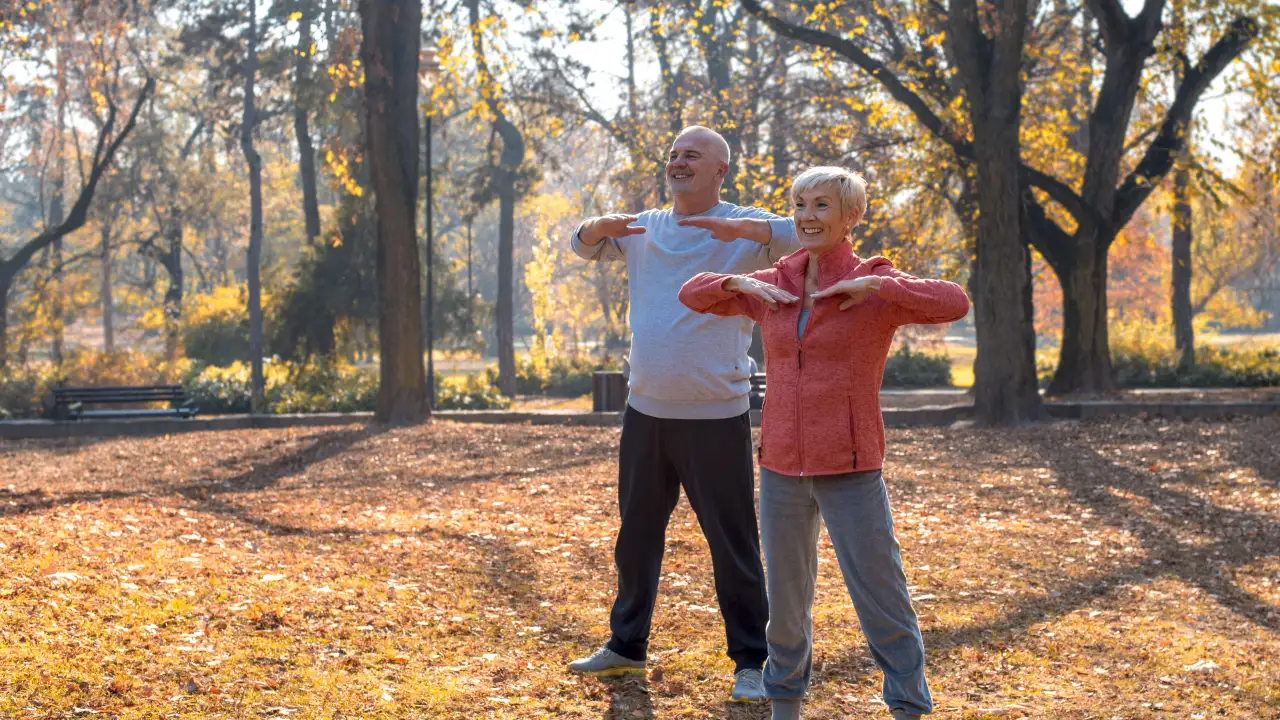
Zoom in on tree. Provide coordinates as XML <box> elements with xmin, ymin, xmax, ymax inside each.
<box><xmin>1028</xmin><ymin>1</ymin><xmax>1258</xmax><ymax>394</ymax></box>
<box><xmin>1169</xmin><ymin>0</ymin><xmax>1193</xmax><ymax>370</ymax></box>
<box><xmin>740</xmin><ymin>0</ymin><xmax>1042</xmax><ymax>423</ymax></box>
<box><xmin>0</xmin><ymin>79</ymin><xmax>154</xmax><ymax>369</ymax></box>
<box><xmin>360</xmin><ymin>0</ymin><xmax>429</xmax><ymax>422</ymax></box>
<box><xmin>741</xmin><ymin>0</ymin><xmax>1262</xmax><ymax>398</ymax></box>
<box><xmin>466</xmin><ymin>0</ymin><xmax>525</xmax><ymax>398</ymax></box>
<box><xmin>242</xmin><ymin>0</ymin><xmax>267</xmax><ymax>412</ymax></box>
<box><xmin>948</xmin><ymin>0</ymin><xmax>1043</xmax><ymax>424</ymax></box>
<box><xmin>291</xmin><ymin>0</ymin><xmax>323</xmax><ymax>244</ymax></box>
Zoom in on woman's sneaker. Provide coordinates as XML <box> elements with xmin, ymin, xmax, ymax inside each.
<box><xmin>729</xmin><ymin>668</ymin><xmax>766</xmax><ymax>702</ymax></box>
<box><xmin>567</xmin><ymin>647</ymin><xmax>646</xmax><ymax>676</ymax></box>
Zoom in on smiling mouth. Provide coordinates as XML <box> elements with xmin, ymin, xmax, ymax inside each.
<box><xmin>670</xmin><ymin>172</ymin><xmax>692</xmax><ymax>179</ymax></box>
<box><xmin>802</xmin><ymin>228</ymin><xmax>823</xmax><ymax>235</ymax></box>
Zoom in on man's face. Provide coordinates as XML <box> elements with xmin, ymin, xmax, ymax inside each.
<box><xmin>665</xmin><ymin>133</ymin><xmax>726</xmax><ymax>197</ymax></box>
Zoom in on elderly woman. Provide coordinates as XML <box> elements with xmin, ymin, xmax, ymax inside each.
<box><xmin>677</xmin><ymin>167</ymin><xmax>969</xmax><ymax>720</ymax></box>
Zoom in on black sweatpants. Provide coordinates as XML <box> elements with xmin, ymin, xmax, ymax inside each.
<box><xmin>605</xmin><ymin>405</ymin><xmax>769</xmax><ymax>671</ymax></box>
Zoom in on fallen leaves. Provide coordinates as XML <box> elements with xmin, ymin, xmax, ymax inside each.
<box><xmin>0</xmin><ymin>419</ymin><xmax>1275</xmax><ymax>718</ymax></box>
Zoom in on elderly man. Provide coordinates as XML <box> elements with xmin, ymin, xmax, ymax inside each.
<box><xmin>567</xmin><ymin>126</ymin><xmax>800</xmax><ymax>703</ymax></box>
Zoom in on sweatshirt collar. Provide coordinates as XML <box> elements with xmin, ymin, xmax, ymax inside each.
<box><xmin>778</xmin><ymin>240</ymin><xmax>860</xmax><ymax>288</ymax></box>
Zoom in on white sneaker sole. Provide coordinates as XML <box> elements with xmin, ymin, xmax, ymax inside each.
<box><xmin>569</xmin><ymin>664</ymin><xmax>646</xmax><ymax>677</ymax></box>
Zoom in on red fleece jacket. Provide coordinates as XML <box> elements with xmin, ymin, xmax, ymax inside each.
<box><xmin>678</xmin><ymin>241</ymin><xmax>970</xmax><ymax>476</ymax></box>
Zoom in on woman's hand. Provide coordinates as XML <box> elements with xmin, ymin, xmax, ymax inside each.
<box><xmin>725</xmin><ymin>276</ymin><xmax>799</xmax><ymax>310</ymax></box>
<box><xmin>811</xmin><ymin>276</ymin><xmax>882</xmax><ymax>310</ymax></box>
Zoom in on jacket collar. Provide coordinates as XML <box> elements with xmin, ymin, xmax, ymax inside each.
<box><xmin>776</xmin><ymin>240</ymin><xmax>864</xmax><ymax>289</ymax></box>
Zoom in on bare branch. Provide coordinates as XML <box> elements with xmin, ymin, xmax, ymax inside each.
<box><xmin>740</xmin><ymin>0</ymin><xmax>972</xmax><ymax>153</ymax></box>
<box><xmin>1021</xmin><ymin>165</ymin><xmax>1097</xmax><ymax>229</ymax></box>
<box><xmin>1085</xmin><ymin>0</ymin><xmax>1130</xmax><ymax>48</ymax></box>
<box><xmin>0</xmin><ymin>78</ymin><xmax>155</xmax><ymax>284</ymax></box>
<box><xmin>1113</xmin><ymin>15</ymin><xmax>1258</xmax><ymax>230</ymax></box>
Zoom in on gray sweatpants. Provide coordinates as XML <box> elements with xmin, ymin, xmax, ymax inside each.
<box><xmin>759</xmin><ymin>467</ymin><xmax>932</xmax><ymax>715</ymax></box>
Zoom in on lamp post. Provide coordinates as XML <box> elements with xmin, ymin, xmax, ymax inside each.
<box><xmin>421</xmin><ymin>48</ymin><xmax>440</xmax><ymax>406</ymax></box>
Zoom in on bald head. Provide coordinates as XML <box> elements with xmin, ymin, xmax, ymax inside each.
<box><xmin>666</xmin><ymin>126</ymin><xmax>732</xmax><ymax>208</ymax></box>
<box><xmin>673</xmin><ymin>125</ymin><xmax>731</xmax><ymax>166</ymax></box>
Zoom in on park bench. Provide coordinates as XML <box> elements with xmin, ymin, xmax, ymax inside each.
<box><xmin>51</xmin><ymin>385</ymin><xmax>199</xmax><ymax>421</ymax></box>
<box><xmin>749</xmin><ymin>373</ymin><xmax>766</xmax><ymax>409</ymax></box>
<box><xmin>591</xmin><ymin>371</ymin><xmax>768</xmax><ymax>412</ymax></box>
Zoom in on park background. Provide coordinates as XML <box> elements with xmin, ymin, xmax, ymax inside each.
<box><xmin>2</xmin><ymin>0</ymin><xmax>1279</xmax><ymax>419</ymax></box>
<box><xmin>1</xmin><ymin>1</ymin><xmax>1279</xmax><ymax>719</ymax></box>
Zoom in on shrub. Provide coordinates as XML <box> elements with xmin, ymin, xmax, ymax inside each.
<box><xmin>491</xmin><ymin>353</ymin><xmax>623</xmax><ymax>397</ymax></box>
<box><xmin>881</xmin><ymin>345</ymin><xmax>953</xmax><ymax>388</ymax></box>
<box><xmin>181</xmin><ymin>286</ymin><xmax>260</xmax><ymax>367</ymax></box>
<box><xmin>1113</xmin><ymin>345</ymin><xmax>1280</xmax><ymax>387</ymax></box>
<box><xmin>0</xmin><ymin>364</ymin><xmax>53</xmax><ymax>419</ymax></box>
<box><xmin>183</xmin><ymin>359</ymin><xmax>379</xmax><ymax>414</ymax></box>
<box><xmin>182</xmin><ymin>362</ymin><xmax>273</xmax><ymax>414</ymax></box>
<box><xmin>1038</xmin><ymin>326</ymin><xmax>1280</xmax><ymax>388</ymax></box>
<box><xmin>183</xmin><ymin>361</ymin><xmax>511</xmax><ymax>414</ymax></box>
<box><xmin>435</xmin><ymin>372</ymin><xmax>512</xmax><ymax>410</ymax></box>
<box><xmin>273</xmin><ymin>360</ymin><xmax>379</xmax><ymax>414</ymax></box>
<box><xmin>57</xmin><ymin>348</ymin><xmax>186</xmax><ymax>386</ymax></box>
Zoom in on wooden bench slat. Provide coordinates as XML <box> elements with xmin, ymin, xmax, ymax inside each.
<box><xmin>55</xmin><ymin>385</ymin><xmax>182</xmax><ymax>393</ymax></box>
<box><xmin>52</xmin><ymin>384</ymin><xmax>197</xmax><ymax>421</ymax></box>
<box><xmin>73</xmin><ymin>408</ymin><xmax>199</xmax><ymax>419</ymax></box>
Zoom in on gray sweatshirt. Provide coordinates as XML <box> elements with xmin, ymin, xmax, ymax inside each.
<box><xmin>571</xmin><ymin>202</ymin><xmax>799</xmax><ymax>419</ymax></box>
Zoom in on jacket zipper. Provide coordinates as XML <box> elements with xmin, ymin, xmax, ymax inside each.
<box><xmin>796</xmin><ymin>333</ymin><xmax>804</xmax><ymax>477</ymax></box>
<box><xmin>796</xmin><ymin>293</ymin><xmax>817</xmax><ymax>477</ymax></box>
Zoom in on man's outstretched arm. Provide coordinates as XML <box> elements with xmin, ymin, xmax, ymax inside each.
<box><xmin>570</xmin><ymin>213</ymin><xmax>645</xmax><ymax>262</ymax></box>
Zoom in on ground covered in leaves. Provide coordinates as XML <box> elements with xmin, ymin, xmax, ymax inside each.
<box><xmin>0</xmin><ymin>417</ymin><xmax>1276</xmax><ymax>719</ymax></box>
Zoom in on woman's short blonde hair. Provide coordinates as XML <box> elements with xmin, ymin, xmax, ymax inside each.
<box><xmin>790</xmin><ymin>166</ymin><xmax>869</xmax><ymax>228</ymax></box>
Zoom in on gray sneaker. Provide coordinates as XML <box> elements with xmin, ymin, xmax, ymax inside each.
<box><xmin>729</xmin><ymin>667</ymin><xmax>766</xmax><ymax>703</ymax></box>
<box><xmin>567</xmin><ymin>646</ymin><xmax>646</xmax><ymax>677</ymax></box>
<box><xmin>890</xmin><ymin>711</ymin><xmax>922</xmax><ymax>720</ymax></box>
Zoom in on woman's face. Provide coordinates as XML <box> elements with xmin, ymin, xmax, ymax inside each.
<box><xmin>793</xmin><ymin>183</ymin><xmax>851</xmax><ymax>253</ymax></box>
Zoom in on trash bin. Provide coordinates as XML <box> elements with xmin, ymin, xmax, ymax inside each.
<box><xmin>592</xmin><ymin>371</ymin><xmax>627</xmax><ymax>412</ymax></box>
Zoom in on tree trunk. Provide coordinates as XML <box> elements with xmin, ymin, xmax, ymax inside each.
<box><xmin>1048</xmin><ymin>239</ymin><xmax>1114</xmax><ymax>394</ymax></box>
<box><xmin>51</xmin><ymin>47</ymin><xmax>66</xmax><ymax>366</ymax></box>
<box><xmin>1170</xmin><ymin>1</ymin><xmax>1193</xmax><ymax>371</ymax></box>
<box><xmin>496</xmin><ymin>165</ymin><xmax>517</xmax><ymax>396</ymax></box>
<box><xmin>971</xmin><ymin>145</ymin><xmax>1041</xmax><ymax>423</ymax></box>
<box><xmin>295</xmin><ymin>0</ymin><xmax>322</xmax><ymax>243</ymax></box>
<box><xmin>702</xmin><ymin>30</ymin><xmax>741</xmax><ymax>204</ymax></box>
<box><xmin>769</xmin><ymin>40</ymin><xmax>789</xmax><ymax>205</ymax></box>
<box><xmin>100</xmin><ymin>216</ymin><xmax>114</xmax><ymax>352</ymax></box>
<box><xmin>242</xmin><ymin>0</ymin><xmax>266</xmax><ymax>412</ymax></box>
<box><xmin>50</xmin><ymin>184</ymin><xmax>65</xmax><ymax>366</ymax></box>
<box><xmin>468</xmin><ymin>0</ymin><xmax>523</xmax><ymax>398</ymax></box>
<box><xmin>163</xmin><ymin>208</ymin><xmax>184</xmax><ymax>366</ymax></box>
<box><xmin>361</xmin><ymin>0</ymin><xmax>428</xmax><ymax>423</ymax></box>
<box><xmin>950</xmin><ymin>0</ymin><xmax>1042</xmax><ymax>425</ymax></box>
<box><xmin>650</xmin><ymin>5</ymin><xmax>681</xmax><ymax>205</ymax></box>
<box><xmin>0</xmin><ymin>288</ymin><xmax>7</xmax><ymax>371</ymax></box>
<box><xmin>1171</xmin><ymin>163</ymin><xmax>1194</xmax><ymax>370</ymax></box>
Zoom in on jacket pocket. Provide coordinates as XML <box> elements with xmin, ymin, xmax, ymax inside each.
<box><xmin>848</xmin><ymin>395</ymin><xmax>858</xmax><ymax>469</ymax></box>
<box><xmin>755</xmin><ymin>398</ymin><xmax>765</xmax><ymax>461</ymax></box>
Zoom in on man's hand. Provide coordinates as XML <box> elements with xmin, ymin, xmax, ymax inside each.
<box><xmin>580</xmin><ymin>214</ymin><xmax>645</xmax><ymax>246</ymax></box>
<box><xmin>676</xmin><ymin>216</ymin><xmax>771</xmax><ymax>245</ymax></box>
<box><xmin>725</xmin><ymin>276</ymin><xmax>799</xmax><ymax>310</ymax></box>
<box><xmin>811</xmin><ymin>276</ymin><xmax>882</xmax><ymax>310</ymax></box>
